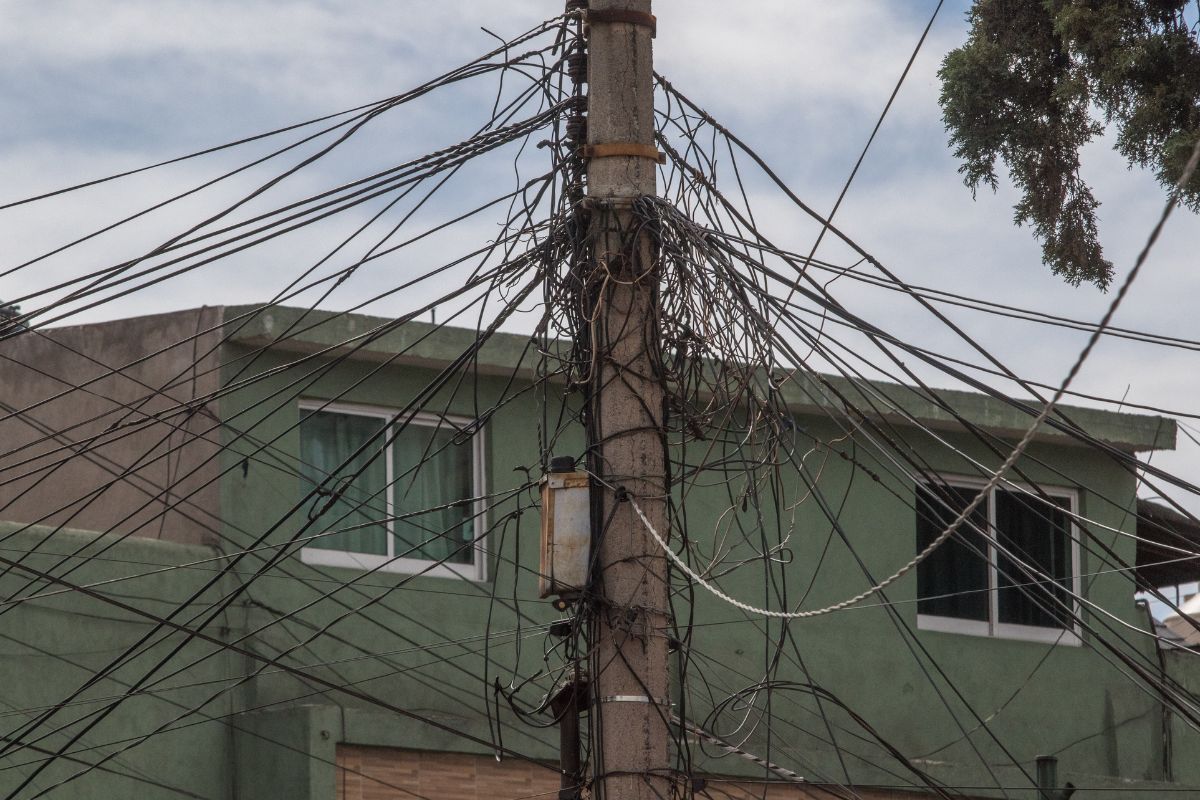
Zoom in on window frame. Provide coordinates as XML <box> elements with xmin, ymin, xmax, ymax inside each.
<box><xmin>915</xmin><ymin>474</ymin><xmax>1082</xmax><ymax>646</ymax></box>
<box><xmin>296</xmin><ymin>399</ymin><xmax>488</xmax><ymax>581</ymax></box>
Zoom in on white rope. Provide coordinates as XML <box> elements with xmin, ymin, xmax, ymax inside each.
<box><xmin>626</xmin><ymin>134</ymin><xmax>1200</xmax><ymax>619</ymax></box>
<box><xmin>633</xmin><ymin>383</ymin><xmax>1105</xmax><ymax>619</ymax></box>
<box><xmin>633</xmin><ymin>496</ymin><xmax>885</xmax><ymax>619</ymax></box>
<box><xmin>673</xmin><ymin>715</ymin><xmax>807</xmax><ymax>785</ymax></box>
<box><xmin>629</xmin><ymin>134</ymin><xmax>1200</xmax><ymax>619</ymax></box>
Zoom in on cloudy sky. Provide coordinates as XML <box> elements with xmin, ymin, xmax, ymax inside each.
<box><xmin>2</xmin><ymin>0</ymin><xmax>1198</xmax><ymax>510</ymax></box>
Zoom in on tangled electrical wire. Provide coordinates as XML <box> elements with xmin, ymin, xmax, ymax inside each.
<box><xmin>0</xmin><ymin>4</ymin><xmax>1198</xmax><ymax>800</ymax></box>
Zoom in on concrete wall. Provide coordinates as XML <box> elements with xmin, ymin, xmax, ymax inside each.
<box><xmin>0</xmin><ymin>523</ymin><xmax>240</xmax><ymax>800</ymax></box>
<box><xmin>208</xmin><ymin>318</ymin><xmax>1197</xmax><ymax>796</ymax></box>
<box><xmin>0</xmin><ymin>308</ymin><xmax>225</xmax><ymax>546</ymax></box>
<box><xmin>1166</xmin><ymin>647</ymin><xmax>1200</xmax><ymax>783</ymax></box>
<box><xmin>0</xmin><ymin>514</ymin><xmax>1192</xmax><ymax>799</ymax></box>
<box><xmin>0</xmin><ymin>307</ymin><xmax>1197</xmax><ymax>799</ymax></box>
<box><xmin>214</xmin><ymin>337</ymin><xmax>568</xmax><ymax>771</ymax></box>
<box><xmin>628</xmin><ymin>409</ymin><xmax>1178</xmax><ymax>793</ymax></box>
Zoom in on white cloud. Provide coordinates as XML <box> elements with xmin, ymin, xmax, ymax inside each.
<box><xmin>655</xmin><ymin>0</ymin><xmax>960</xmax><ymax>124</ymax></box>
<box><xmin>0</xmin><ymin>1</ymin><xmax>553</xmax><ymax>110</ymax></box>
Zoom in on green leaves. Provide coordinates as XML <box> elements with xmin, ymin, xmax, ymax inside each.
<box><xmin>939</xmin><ymin>0</ymin><xmax>1200</xmax><ymax>289</ymax></box>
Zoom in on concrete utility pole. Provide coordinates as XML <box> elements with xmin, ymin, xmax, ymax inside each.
<box><xmin>584</xmin><ymin>1</ymin><xmax>671</xmax><ymax>798</ymax></box>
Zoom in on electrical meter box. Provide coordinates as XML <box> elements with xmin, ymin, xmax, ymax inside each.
<box><xmin>539</xmin><ymin>468</ymin><xmax>591</xmax><ymax>600</ymax></box>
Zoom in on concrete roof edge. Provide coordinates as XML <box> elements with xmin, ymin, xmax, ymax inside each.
<box><xmin>0</xmin><ymin>521</ymin><xmax>218</xmax><ymax>561</ymax></box>
<box><xmin>213</xmin><ymin>304</ymin><xmax>1175</xmax><ymax>452</ymax></box>
<box><xmin>35</xmin><ymin>305</ymin><xmax>227</xmax><ymax>339</ymax></box>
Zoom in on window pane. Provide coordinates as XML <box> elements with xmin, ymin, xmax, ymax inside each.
<box><xmin>916</xmin><ymin>483</ymin><xmax>990</xmax><ymax>621</ymax></box>
<box><xmin>299</xmin><ymin>410</ymin><xmax>388</xmax><ymax>555</ymax></box>
<box><xmin>995</xmin><ymin>491</ymin><xmax>1073</xmax><ymax>629</ymax></box>
<box><xmin>392</xmin><ymin>421</ymin><xmax>475</xmax><ymax>565</ymax></box>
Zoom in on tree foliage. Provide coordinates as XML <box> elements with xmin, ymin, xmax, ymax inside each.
<box><xmin>939</xmin><ymin>0</ymin><xmax>1200</xmax><ymax>289</ymax></box>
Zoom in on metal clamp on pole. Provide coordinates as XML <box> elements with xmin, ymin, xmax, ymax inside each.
<box><xmin>585</xmin><ymin>8</ymin><xmax>657</xmax><ymax>37</ymax></box>
<box><xmin>598</xmin><ymin>694</ymin><xmax>673</xmax><ymax>706</ymax></box>
<box><xmin>581</xmin><ymin>142</ymin><xmax>666</xmax><ymax>164</ymax></box>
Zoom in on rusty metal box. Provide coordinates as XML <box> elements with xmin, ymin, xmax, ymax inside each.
<box><xmin>539</xmin><ymin>471</ymin><xmax>591</xmax><ymax>599</ymax></box>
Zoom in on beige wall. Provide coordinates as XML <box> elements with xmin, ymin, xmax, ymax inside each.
<box><xmin>0</xmin><ymin>307</ymin><xmax>225</xmax><ymax>546</ymax></box>
<box><xmin>334</xmin><ymin>745</ymin><xmax>934</xmax><ymax>800</ymax></box>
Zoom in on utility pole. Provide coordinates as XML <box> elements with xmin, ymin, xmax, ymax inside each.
<box><xmin>582</xmin><ymin>1</ymin><xmax>671</xmax><ymax>799</ymax></box>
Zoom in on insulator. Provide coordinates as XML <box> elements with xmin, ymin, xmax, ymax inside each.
<box><xmin>566</xmin><ymin>115</ymin><xmax>588</xmax><ymax>143</ymax></box>
<box><xmin>567</xmin><ymin>52</ymin><xmax>588</xmax><ymax>84</ymax></box>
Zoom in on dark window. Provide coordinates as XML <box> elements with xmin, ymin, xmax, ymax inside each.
<box><xmin>916</xmin><ymin>480</ymin><xmax>1077</xmax><ymax>638</ymax></box>
<box><xmin>995</xmin><ymin>492</ymin><xmax>1073</xmax><ymax>629</ymax></box>
<box><xmin>916</xmin><ymin>484</ymin><xmax>989</xmax><ymax>621</ymax></box>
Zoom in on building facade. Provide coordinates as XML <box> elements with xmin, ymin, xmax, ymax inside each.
<box><xmin>0</xmin><ymin>304</ymin><xmax>1195</xmax><ymax>799</ymax></box>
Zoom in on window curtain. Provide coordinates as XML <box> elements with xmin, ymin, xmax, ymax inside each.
<box><xmin>916</xmin><ymin>484</ymin><xmax>990</xmax><ymax>621</ymax></box>
<box><xmin>996</xmin><ymin>491</ymin><xmax>1072</xmax><ymax>628</ymax></box>
<box><xmin>393</xmin><ymin>422</ymin><xmax>475</xmax><ymax>565</ymax></box>
<box><xmin>300</xmin><ymin>410</ymin><xmax>388</xmax><ymax>555</ymax></box>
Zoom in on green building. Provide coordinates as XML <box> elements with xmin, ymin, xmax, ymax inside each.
<box><xmin>0</xmin><ymin>304</ymin><xmax>1196</xmax><ymax>799</ymax></box>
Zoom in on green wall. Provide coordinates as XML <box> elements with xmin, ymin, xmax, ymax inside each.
<box><xmin>209</xmin><ymin>336</ymin><xmax>1198</xmax><ymax>796</ymax></box>
<box><xmin>0</xmin><ymin>324</ymin><xmax>1195</xmax><ymax>799</ymax></box>
<box><xmin>0</xmin><ymin>524</ymin><xmax>239</xmax><ymax>800</ymax></box>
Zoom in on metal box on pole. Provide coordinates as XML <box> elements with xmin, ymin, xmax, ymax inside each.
<box><xmin>539</xmin><ymin>457</ymin><xmax>591</xmax><ymax>603</ymax></box>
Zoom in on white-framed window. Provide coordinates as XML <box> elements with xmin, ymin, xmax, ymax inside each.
<box><xmin>296</xmin><ymin>399</ymin><xmax>487</xmax><ymax>580</ymax></box>
<box><xmin>915</xmin><ymin>476</ymin><xmax>1081</xmax><ymax>646</ymax></box>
